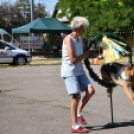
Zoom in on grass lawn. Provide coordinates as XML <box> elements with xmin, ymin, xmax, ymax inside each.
<box><xmin>0</xmin><ymin>56</ymin><xmax>62</xmax><ymax>69</ymax></box>
<box><xmin>0</xmin><ymin>55</ymin><xmax>133</xmax><ymax>69</ymax></box>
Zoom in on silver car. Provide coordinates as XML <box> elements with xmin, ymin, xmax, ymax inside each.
<box><xmin>0</xmin><ymin>40</ymin><xmax>32</xmax><ymax>65</ymax></box>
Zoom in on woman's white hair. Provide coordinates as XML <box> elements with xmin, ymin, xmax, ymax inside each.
<box><xmin>70</xmin><ymin>16</ymin><xmax>89</xmax><ymax>30</ymax></box>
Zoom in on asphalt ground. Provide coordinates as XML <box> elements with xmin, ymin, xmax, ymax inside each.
<box><xmin>0</xmin><ymin>65</ymin><xmax>134</xmax><ymax>134</ymax></box>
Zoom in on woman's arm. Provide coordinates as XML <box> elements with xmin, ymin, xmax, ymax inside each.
<box><xmin>64</xmin><ymin>36</ymin><xmax>89</xmax><ymax>64</ymax></box>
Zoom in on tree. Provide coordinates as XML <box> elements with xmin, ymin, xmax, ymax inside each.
<box><xmin>15</xmin><ymin>0</ymin><xmax>50</xmax><ymax>23</ymax></box>
<box><xmin>0</xmin><ymin>0</ymin><xmax>50</xmax><ymax>34</ymax></box>
<box><xmin>34</xmin><ymin>2</ymin><xmax>51</xmax><ymax>19</ymax></box>
<box><xmin>57</xmin><ymin>0</ymin><xmax>134</xmax><ymax>38</ymax></box>
<box><xmin>0</xmin><ymin>1</ymin><xmax>26</xmax><ymax>33</ymax></box>
<box><xmin>15</xmin><ymin>0</ymin><xmax>31</xmax><ymax>24</ymax></box>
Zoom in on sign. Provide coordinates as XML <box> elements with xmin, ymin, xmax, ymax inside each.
<box><xmin>0</xmin><ymin>50</ymin><xmax>7</xmax><ymax>56</ymax></box>
<box><xmin>20</xmin><ymin>36</ymin><xmax>44</xmax><ymax>49</ymax></box>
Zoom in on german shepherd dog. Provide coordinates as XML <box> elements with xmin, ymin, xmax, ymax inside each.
<box><xmin>99</xmin><ymin>63</ymin><xmax>134</xmax><ymax>105</ymax></box>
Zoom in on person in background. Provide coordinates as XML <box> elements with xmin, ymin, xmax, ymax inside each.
<box><xmin>42</xmin><ymin>40</ymin><xmax>49</xmax><ymax>57</ymax></box>
<box><xmin>56</xmin><ymin>41</ymin><xmax>60</xmax><ymax>52</ymax></box>
<box><xmin>53</xmin><ymin>40</ymin><xmax>61</xmax><ymax>52</ymax></box>
<box><xmin>52</xmin><ymin>41</ymin><xmax>58</xmax><ymax>57</ymax></box>
<box><xmin>56</xmin><ymin>41</ymin><xmax>62</xmax><ymax>57</ymax></box>
<box><xmin>52</xmin><ymin>43</ymin><xmax>57</xmax><ymax>52</ymax></box>
<box><xmin>61</xmin><ymin>16</ymin><xmax>102</xmax><ymax>133</ymax></box>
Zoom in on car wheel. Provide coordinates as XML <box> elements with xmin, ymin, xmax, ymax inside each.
<box><xmin>15</xmin><ymin>56</ymin><xmax>26</xmax><ymax>65</ymax></box>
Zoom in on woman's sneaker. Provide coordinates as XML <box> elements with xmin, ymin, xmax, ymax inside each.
<box><xmin>77</xmin><ymin>115</ymin><xmax>87</xmax><ymax>125</ymax></box>
<box><xmin>71</xmin><ymin>127</ymin><xmax>88</xmax><ymax>133</ymax></box>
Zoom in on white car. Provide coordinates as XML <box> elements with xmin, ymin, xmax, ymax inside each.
<box><xmin>0</xmin><ymin>40</ymin><xmax>32</xmax><ymax>65</ymax></box>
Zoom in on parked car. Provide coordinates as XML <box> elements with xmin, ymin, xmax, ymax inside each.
<box><xmin>0</xmin><ymin>40</ymin><xmax>32</xmax><ymax>65</ymax></box>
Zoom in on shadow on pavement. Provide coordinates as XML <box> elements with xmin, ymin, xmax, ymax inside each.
<box><xmin>121</xmin><ymin>120</ymin><xmax>134</xmax><ymax>127</ymax></box>
<box><xmin>85</xmin><ymin>120</ymin><xmax>134</xmax><ymax>131</ymax></box>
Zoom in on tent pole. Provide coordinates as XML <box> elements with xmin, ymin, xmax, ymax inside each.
<box><xmin>29</xmin><ymin>33</ymin><xmax>30</xmax><ymax>51</ymax></box>
<box><xmin>12</xmin><ymin>33</ymin><xmax>13</xmax><ymax>43</ymax></box>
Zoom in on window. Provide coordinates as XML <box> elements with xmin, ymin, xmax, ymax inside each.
<box><xmin>0</xmin><ymin>42</ymin><xmax>7</xmax><ymax>49</ymax></box>
<box><xmin>0</xmin><ymin>42</ymin><xmax>15</xmax><ymax>50</ymax></box>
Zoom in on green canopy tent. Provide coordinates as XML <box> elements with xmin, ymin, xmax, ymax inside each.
<box><xmin>12</xmin><ymin>18</ymin><xmax>72</xmax><ymax>34</ymax></box>
<box><xmin>12</xmin><ymin>18</ymin><xmax>72</xmax><ymax>50</ymax></box>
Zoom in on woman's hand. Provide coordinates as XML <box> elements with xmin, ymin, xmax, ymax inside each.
<box><xmin>83</xmin><ymin>51</ymin><xmax>101</xmax><ymax>59</ymax></box>
<box><xmin>83</xmin><ymin>51</ymin><xmax>90</xmax><ymax>58</ymax></box>
<box><xmin>96</xmin><ymin>53</ymin><xmax>103</xmax><ymax>59</ymax></box>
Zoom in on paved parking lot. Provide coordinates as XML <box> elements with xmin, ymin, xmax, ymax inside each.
<box><xmin>0</xmin><ymin>65</ymin><xmax>134</xmax><ymax>134</ymax></box>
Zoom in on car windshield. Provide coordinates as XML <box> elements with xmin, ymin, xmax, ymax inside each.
<box><xmin>1</xmin><ymin>35</ymin><xmax>19</xmax><ymax>48</ymax></box>
<box><xmin>0</xmin><ymin>41</ymin><xmax>16</xmax><ymax>50</ymax></box>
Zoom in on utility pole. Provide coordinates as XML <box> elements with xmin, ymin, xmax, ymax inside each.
<box><xmin>31</xmin><ymin>0</ymin><xmax>34</xmax><ymax>37</ymax></box>
<box><xmin>30</xmin><ymin>0</ymin><xmax>35</xmax><ymax>51</ymax></box>
<box><xmin>31</xmin><ymin>0</ymin><xmax>34</xmax><ymax>22</ymax></box>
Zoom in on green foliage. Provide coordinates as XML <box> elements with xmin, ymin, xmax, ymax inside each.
<box><xmin>57</xmin><ymin>0</ymin><xmax>134</xmax><ymax>38</ymax></box>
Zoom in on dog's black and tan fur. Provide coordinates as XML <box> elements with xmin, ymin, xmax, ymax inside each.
<box><xmin>99</xmin><ymin>63</ymin><xmax>134</xmax><ymax>105</ymax></box>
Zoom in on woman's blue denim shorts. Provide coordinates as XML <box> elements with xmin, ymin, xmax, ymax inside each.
<box><xmin>64</xmin><ymin>73</ymin><xmax>92</xmax><ymax>95</ymax></box>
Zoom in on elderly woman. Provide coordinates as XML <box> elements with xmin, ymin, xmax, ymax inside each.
<box><xmin>61</xmin><ymin>16</ymin><xmax>101</xmax><ymax>133</ymax></box>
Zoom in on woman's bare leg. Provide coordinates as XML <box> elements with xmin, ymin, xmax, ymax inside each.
<box><xmin>71</xmin><ymin>93</ymin><xmax>81</xmax><ymax>126</ymax></box>
<box><xmin>77</xmin><ymin>87</ymin><xmax>95</xmax><ymax>113</ymax></box>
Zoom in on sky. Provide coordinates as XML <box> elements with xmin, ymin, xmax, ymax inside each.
<box><xmin>0</xmin><ymin>0</ymin><xmax>58</xmax><ymax>15</ymax></box>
